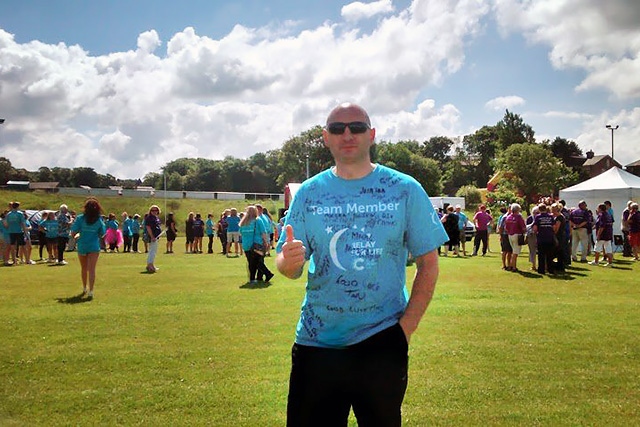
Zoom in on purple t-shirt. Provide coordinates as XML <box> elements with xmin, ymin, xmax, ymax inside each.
<box><xmin>595</xmin><ymin>211</ymin><xmax>613</xmax><ymax>241</ymax></box>
<box><xmin>569</xmin><ymin>208</ymin><xmax>588</xmax><ymax>228</ymax></box>
<box><xmin>474</xmin><ymin>211</ymin><xmax>492</xmax><ymax>231</ymax></box>
<box><xmin>505</xmin><ymin>213</ymin><xmax>526</xmax><ymax>235</ymax></box>
<box><xmin>629</xmin><ymin>211</ymin><xmax>640</xmax><ymax>233</ymax></box>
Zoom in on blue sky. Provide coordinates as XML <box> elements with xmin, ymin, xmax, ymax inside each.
<box><xmin>1</xmin><ymin>0</ymin><xmax>638</xmax><ymax>180</ymax></box>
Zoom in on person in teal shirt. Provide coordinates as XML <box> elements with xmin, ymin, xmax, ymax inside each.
<box><xmin>239</xmin><ymin>205</ymin><xmax>272</xmax><ymax>283</ymax></box>
<box><xmin>276</xmin><ymin>103</ymin><xmax>448</xmax><ymax>426</ymax></box>
<box><xmin>205</xmin><ymin>214</ymin><xmax>216</xmax><ymax>254</ymax></box>
<box><xmin>70</xmin><ymin>198</ymin><xmax>106</xmax><ymax>299</ymax></box>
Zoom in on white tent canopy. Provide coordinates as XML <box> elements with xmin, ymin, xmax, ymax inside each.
<box><xmin>559</xmin><ymin>167</ymin><xmax>640</xmax><ymax>220</ymax></box>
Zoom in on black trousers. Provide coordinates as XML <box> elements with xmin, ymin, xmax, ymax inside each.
<box><xmin>474</xmin><ymin>229</ymin><xmax>489</xmax><ymax>255</ymax></box>
<box><xmin>207</xmin><ymin>235</ymin><xmax>214</xmax><ymax>253</ymax></box>
<box><xmin>537</xmin><ymin>242</ymin><xmax>556</xmax><ymax>274</ymax></box>
<box><xmin>219</xmin><ymin>234</ymin><xmax>228</xmax><ymax>254</ymax></box>
<box><xmin>132</xmin><ymin>234</ymin><xmax>140</xmax><ymax>252</ymax></box>
<box><xmin>57</xmin><ymin>237</ymin><xmax>69</xmax><ymax>262</ymax></box>
<box><xmin>287</xmin><ymin>323</ymin><xmax>408</xmax><ymax>427</ymax></box>
<box><xmin>244</xmin><ymin>250</ymin><xmax>272</xmax><ymax>281</ymax></box>
<box><xmin>123</xmin><ymin>235</ymin><xmax>132</xmax><ymax>252</ymax></box>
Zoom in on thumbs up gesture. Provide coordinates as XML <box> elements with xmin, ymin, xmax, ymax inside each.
<box><xmin>277</xmin><ymin>224</ymin><xmax>306</xmax><ymax>279</ymax></box>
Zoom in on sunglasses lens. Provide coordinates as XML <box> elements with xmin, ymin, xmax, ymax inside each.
<box><xmin>348</xmin><ymin>122</ymin><xmax>369</xmax><ymax>134</ymax></box>
<box><xmin>327</xmin><ymin>122</ymin><xmax>347</xmax><ymax>134</ymax></box>
<box><xmin>327</xmin><ymin>122</ymin><xmax>369</xmax><ymax>135</ymax></box>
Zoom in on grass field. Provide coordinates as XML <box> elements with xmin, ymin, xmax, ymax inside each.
<box><xmin>1</xmin><ymin>234</ymin><xmax>639</xmax><ymax>426</ymax></box>
<box><xmin>1</xmin><ymin>189</ymin><xmax>639</xmax><ymax>425</ymax></box>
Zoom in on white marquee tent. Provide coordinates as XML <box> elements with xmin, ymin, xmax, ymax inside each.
<box><xmin>559</xmin><ymin>167</ymin><xmax>640</xmax><ymax>219</ymax></box>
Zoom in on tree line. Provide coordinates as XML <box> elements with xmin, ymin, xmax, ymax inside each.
<box><xmin>0</xmin><ymin>110</ymin><xmax>589</xmax><ymax>208</ymax></box>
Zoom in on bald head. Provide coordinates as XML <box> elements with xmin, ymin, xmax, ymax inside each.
<box><xmin>326</xmin><ymin>103</ymin><xmax>371</xmax><ymax>127</ymax></box>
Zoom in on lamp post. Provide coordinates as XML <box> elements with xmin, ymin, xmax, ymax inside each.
<box><xmin>305</xmin><ymin>154</ymin><xmax>310</xmax><ymax>179</ymax></box>
<box><xmin>606</xmin><ymin>124</ymin><xmax>619</xmax><ymax>160</ymax></box>
<box><xmin>0</xmin><ymin>119</ymin><xmax>4</xmax><ymax>145</ymax></box>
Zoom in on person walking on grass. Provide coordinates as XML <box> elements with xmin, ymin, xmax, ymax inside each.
<box><xmin>71</xmin><ymin>198</ymin><xmax>106</xmax><ymax>299</ymax></box>
<box><xmin>239</xmin><ymin>205</ymin><xmax>273</xmax><ymax>283</ymax></box>
<box><xmin>276</xmin><ymin>103</ymin><xmax>448</xmax><ymax>426</ymax></box>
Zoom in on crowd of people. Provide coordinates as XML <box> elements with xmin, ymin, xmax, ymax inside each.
<box><xmin>437</xmin><ymin>198</ymin><xmax>640</xmax><ymax>274</ymax></box>
<box><xmin>0</xmin><ymin>199</ymin><xmax>282</xmax><ymax>292</ymax></box>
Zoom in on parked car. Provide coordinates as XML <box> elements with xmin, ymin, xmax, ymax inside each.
<box><xmin>24</xmin><ymin>209</ymin><xmax>56</xmax><ymax>246</ymax></box>
<box><xmin>464</xmin><ymin>220</ymin><xmax>476</xmax><ymax>242</ymax></box>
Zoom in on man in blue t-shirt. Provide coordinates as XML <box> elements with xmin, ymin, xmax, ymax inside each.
<box><xmin>276</xmin><ymin>103</ymin><xmax>448</xmax><ymax>426</ymax></box>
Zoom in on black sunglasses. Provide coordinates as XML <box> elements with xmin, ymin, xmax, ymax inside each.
<box><xmin>326</xmin><ymin>121</ymin><xmax>370</xmax><ymax>135</ymax></box>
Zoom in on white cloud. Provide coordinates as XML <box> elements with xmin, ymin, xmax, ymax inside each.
<box><xmin>342</xmin><ymin>0</ymin><xmax>395</xmax><ymax>22</ymax></box>
<box><xmin>493</xmin><ymin>0</ymin><xmax>640</xmax><ymax>99</ymax></box>
<box><xmin>1</xmin><ymin>0</ymin><xmax>640</xmax><ymax>180</ymax></box>
<box><xmin>485</xmin><ymin>95</ymin><xmax>525</xmax><ymax>111</ymax></box>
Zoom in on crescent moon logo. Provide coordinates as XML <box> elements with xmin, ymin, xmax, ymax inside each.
<box><xmin>329</xmin><ymin>228</ymin><xmax>348</xmax><ymax>271</ymax></box>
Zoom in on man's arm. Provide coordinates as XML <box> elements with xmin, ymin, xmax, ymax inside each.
<box><xmin>399</xmin><ymin>249</ymin><xmax>439</xmax><ymax>343</ymax></box>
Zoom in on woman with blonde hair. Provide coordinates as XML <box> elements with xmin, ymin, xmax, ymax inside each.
<box><xmin>145</xmin><ymin>205</ymin><xmax>162</xmax><ymax>273</ymax></box>
<box><xmin>71</xmin><ymin>198</ymin><xmax>106</xmax><ymax>299</ymax></box>
<box><xmin>239</xmin><ymin>205</ymin><xmax>273</xmax><ymax>283</ymax></box>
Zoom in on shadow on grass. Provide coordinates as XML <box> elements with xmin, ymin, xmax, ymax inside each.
<box><xmin>240</xmin><ymin>281</ymin><xmax>272</xmax><ymax>289</ymax></box>
<box><xmin>56</xmin><ymin>293</ymin><xmax>92</xmax><ymax>304</ymax></box>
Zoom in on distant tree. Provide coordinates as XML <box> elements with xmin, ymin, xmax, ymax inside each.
<box><xmin>142</xmin><ymin>172</ymin><xmax>162</xmax><ymax>189</ymax></box>
<box><xmin>51</xmin><ymin>167</ymin><xmax>72</xmax><ymax>187</ymax></box>
<box><xmin>463</xmin><ymin>126</ymin><xmax>499</xmax><ymax>188</ymax></box>
<box><xmin>421</xmin><ymin>136</ymin><xmax>454</xmax><ymax>164</ymax></box>
<box><xmin>375</xmin><ymin>142</ymin><xmax>443</xmax><ymax>196</ymax></box>
<box><xmin>544</xmin><ymin>137</ymin><xmax>583</xmax><ymax>163</ymax></box>
<box><xmin>36</xmin><ymin>166</ymin><xmax>54</xmax><ymax>182</ymax></box>
<box><xmin>496</xmin><ymin>143</ymin><xmax>577</xmax><ymax>211</ymax></box>
<box><xmin>455</xmin><ymin>185</ymin><xmax>482</xmax><ymax>210</ymax></box>
<box><xmin>496</xmin><ymin>110</ymin><xmax>535</xmax><ymax>150</ymax></box>
<box><xmin>0</xmin><ymin>157</ymin><xmax>14</xmax><ymax>185</ymax></box>
<box><xmin>275</xmin><ymin>126</ymin><xmax>329</xmax><ymax>188</ymax></box>
<box><xmin>442</xmin><ymin>147</ymin><xmax>476</xmax><ymax>195</ymax></box>
<box><xmin>70</xmin><ymin>167</ymin><xmax>100</xmax><ymax>188</ymax></box>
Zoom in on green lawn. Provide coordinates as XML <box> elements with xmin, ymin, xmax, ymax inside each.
<box><xmin>1</xmin><ymin>235</ymin><xmax>639</xmax><ymax>426</ymax></box>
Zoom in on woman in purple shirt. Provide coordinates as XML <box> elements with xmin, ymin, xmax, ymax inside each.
<box><xmin>505</xmin><ymin>203</ymin><xmax>526</xmax><ymax>272</ymax></box>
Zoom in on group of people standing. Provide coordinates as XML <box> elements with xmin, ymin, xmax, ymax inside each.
<box><xmin>0</xmin><ymin>201</ymin><xmax>74</xmax><ymax>267</ymax></box>
<box><xmin>492</xmin><ymin>198</ymin><xmax>640</xmax><ymax>274</ymax></box>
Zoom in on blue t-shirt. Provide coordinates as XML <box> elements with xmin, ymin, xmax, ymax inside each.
<box><xmin>276</xmin><ymin>164</ymin><xmax>448</xmax><ymax>348</ymax></box>
<box><xmin>457</xmin><ymin>211</ymin><xmax>468</xmax><ymax>231</ymax></box>
<box><xmin>122</xmin><ymin>218</ymin><xmax>134</xmax><ymax>236</ymax></box>
<box><xmin>131</xmin><ymin>219</ymin><xmax>141</xmax><ymax>234</ymax></box>
<box><xmin>43</xmin><ymin>219</ymin><xmax>59</xmax><ymax>239</ymax></box>
<box><xmin>239</xmin><ymin>218</ymin><xmax>268</xmax><ymax>252</ymax></box>
<box><xmin>5</xmin><ymin>210</ymin><xmax>25</xmax><ymax>233</ymax></box>
<box><xmin>71</xmin><ymin>214</ymin><xmax>106</xmax><ymax>254</ymax></box>
<box><xmin>205</xmin><ymin>218</ymin><xmax>215</xmax><ymax>236</ymax></box>
<box><xmin>226</xmin><ymin>215</ymin><xmax>241</xmax><ymax>232</ymax></box>
<box><xmin>57</xmin><ymin>212</ymin><xmax>72</xmax><ymax>238</ymax></box>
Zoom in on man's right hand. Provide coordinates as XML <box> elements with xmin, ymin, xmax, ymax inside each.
<box><xmin>276</xmin><ymin>224</ymin><xmax>306</xmax><ymax>279</ymax></box>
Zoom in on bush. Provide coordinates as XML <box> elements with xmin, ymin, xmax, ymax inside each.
<box><xmin>456</xmin><ymin>185</ymin><xmax>482</xmax><ymax>210</ymax></box>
